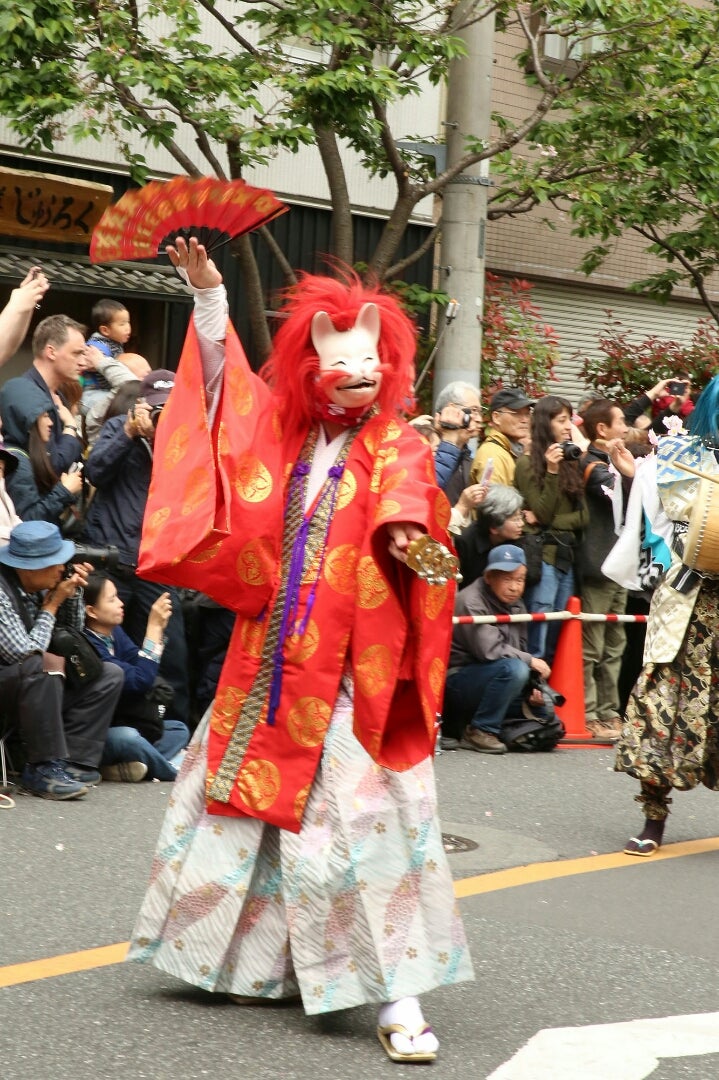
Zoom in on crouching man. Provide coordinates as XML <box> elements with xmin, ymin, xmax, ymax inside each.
<box><xmin>0</xmin><ymin>521</ymin><xmax>123</xmax><ymax>799</ymax></box>
<box><xmin>443</xmin><ymin>544</ymin><xmax>551</xmax><ymax>754</ymax></box>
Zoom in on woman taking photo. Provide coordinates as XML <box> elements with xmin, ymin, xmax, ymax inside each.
<box><xmin>1</xmin><ymin>381</ymin><xmax>83</xmax><ymax>529</ymax></box>
<box><xmin>83</xmin><ymin>571</ymin><xmax>189</xmax><ymax>782</ymax></box>
<box><xmin>514</xmin><ymin>395</ymin><xmax>589</xmax><ymax>661</ymax></box>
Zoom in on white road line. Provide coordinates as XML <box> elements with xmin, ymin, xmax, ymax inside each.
<box><xmin>488</xmin><ymin>1012</ymin><xmax>719</xmax><ymax>1079</ymax></box>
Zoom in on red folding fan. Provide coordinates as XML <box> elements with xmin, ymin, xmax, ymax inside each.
<box><xmin>89</xmin><ymin>176</ymin><xmax>288</xmax><ymax>264</ymax></box>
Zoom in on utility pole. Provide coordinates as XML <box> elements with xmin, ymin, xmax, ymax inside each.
<box><xmin>433</xmin><ymin>2</ymin><xmax>495</xmax><ymax>399</ymax></box>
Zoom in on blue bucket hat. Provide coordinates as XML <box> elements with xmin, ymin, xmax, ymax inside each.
<box><xmin>485</xmin><ymin>543</ymin><xmax>527</xmax><ymax>573</ymax></box>
<box><xmin>0</xmin><ymin>521</ymin><xmax>75</xmax><ymax>570</ymax></box>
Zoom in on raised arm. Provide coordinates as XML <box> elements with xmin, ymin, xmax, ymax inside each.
<box><xmin>0</xmin><ymin>268</ymin><xmax>50</xmax><ymax>365</ymax></box>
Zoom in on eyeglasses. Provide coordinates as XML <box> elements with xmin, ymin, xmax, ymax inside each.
<box><xmin>450</xmin><ymin>403</ymin><xmax>482</xmax><ymax>418</ymax></box>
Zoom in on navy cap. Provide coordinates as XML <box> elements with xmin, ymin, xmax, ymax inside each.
<box><xmin>485</xmin><ymin>544</ymin><xmax>527</xmax><ymax>573</ymax></box>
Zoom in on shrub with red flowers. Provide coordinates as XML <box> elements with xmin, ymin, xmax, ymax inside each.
<box><xmin>413</xmin><ymin>273</ymin><xmax>560</xmax><ymax>413</ymax></box>
<box><xmin>580</xmin><ymin>311</ymin><xmax>719</xmax><ymax>398</ymax></box>
<box><xmin>481</xmin><ymin>274</ymin><xmax>561</xmax><ymax>402</ymax></box>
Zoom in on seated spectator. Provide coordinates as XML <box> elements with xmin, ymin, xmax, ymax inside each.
<box><xmin>433</xmin><ymin>381</ymin><xmax>483</xmax><ymax>506</ymax></box>
<box><xmin>454</xmin><ymin>484</ymin><xmax>530</xmax><ymax>587</ymax></box>
<box><xmin>82</xmin><ymin>572</ymin><xmax>189</xmax><ymax>781</ymax></box>
<box><xmin>442</xmin><ymin>544</ymin><xmax>551</xmax><ymax>754</ymax></box>
<box><xmin>1</xmin><ymin>381</ymin><xmax>84</xmax><ymax>529</ymax></box>
<box><xmin>623</xmin><ymin>376</ymin><xmax>693</xmax><ymax>434</ymax></box>
<box><xmin>0</xmin><ymin>521</ymin><xmax>123</xmax><ymax>800</ymax></box>
<box><xmin>0</xmin><ymin>431</ymin><xmax>22</xmax><ymax>542</ymax></box>
<box><xmin>0</xmin><ymin>266</ymin><xmax>50</xmax><ymax>367</ymax></box>
<box><xmin>471</xmin><ymin>387</ymin><xmax>533</xmax><ymax>488</ymax></box>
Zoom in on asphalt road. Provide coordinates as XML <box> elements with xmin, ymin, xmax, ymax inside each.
<box><xmin>3</xmin><ymin>743</ymin><xmax>719</xmax><ymax>1079</ymax></box>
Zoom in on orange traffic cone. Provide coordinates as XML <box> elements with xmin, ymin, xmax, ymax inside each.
<box><xmin>550</xmin><ymin>596</ymin><xmax>608</xmax><ymax>747</ymax></box>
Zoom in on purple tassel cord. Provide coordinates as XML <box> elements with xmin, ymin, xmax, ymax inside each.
<box><xmin>266</xmin><ymin>460</ymin><xmax>345</xmax><ymax>726</ymax></box>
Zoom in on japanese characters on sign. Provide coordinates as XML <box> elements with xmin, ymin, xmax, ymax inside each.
<box><xmin>0</xmin><ymin>168</ymin><xmax>113</xmax><ymax>246</ymax></box>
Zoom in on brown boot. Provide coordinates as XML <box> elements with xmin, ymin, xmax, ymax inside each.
<box><xmin>585</xmin><ymin>719</ymin><xmax>619</xmax><ymax>744</ymax></box>
<box><xmin>461</xmin><ymin>728</ymin><xmax>507</xmax><ymax>754</ymax></box>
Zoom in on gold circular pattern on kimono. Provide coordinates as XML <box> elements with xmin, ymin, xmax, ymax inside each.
<box><xmin>181</xmin><ymin>467</ymin><xmax>213</xmax><ymax>517</ymax></box>
<box><xmin>355</xmin><ymin>643</ymin><xmax>393</xmax><ymax>697</ymax></box>
<box><xmin>369</xmin><ymin>447</ymin><xmax>400</xmax><ymax>494</ymax></box>
<box><xmin>234</xmin><ymin>451</ymin><xmax>273</xmax><ymax>503</ymax></box>
<box><xmin>324</xmin><ymin>543</ymin><xmax>360</xmax><ymax>595</ymax></box>
<box><xmin>187</xmin><ymin>541</ymin><xmax>222</xmax><ymax>565</ymax></box>
<box><xmin>236</xmin><ymin>537</ymin><xmax>274</xmax><ymax>587</ymax></box>
<box><xmin>335</xmin><ymin>468</ymin><xmax>357</xmax><ymax>511</ymax></box>
<box><xmin>384</xmin><ymin>419</ymin><xmax>402</xmax><ymax>443</ymax></box>
<box><xmin>434</xmin><ymin>490</ymin><xmax>451</xmax><ymax>531</ymax></box>
<box><xmin>357</xmin><ymin>556</ymin><xmax>390</xmax><ymax>609</ymax></box>
<box><xmin>226</xmin><ymin>366</ymin><xmax>253</xmax><ymax>416</ymax></box>
<box><xmin>284</xmin><ymin>617</ymin><xmax>320</xmax><ymax>662</ymax></box>
<box><xmin>286</xmin><ymin>696</ymin><xmax>331</xmax><ymax>747</ymax></box>
<box><xmin>210</xmin><ymin>686</ymin><xmax>248</xmax><ymax>737</ymax></box>
<box><xmin>237</xmin><ymin>758</ymin><xmax>281</xmax><ymax>811</ymax></box>
<box><xmin>240</xmin><ymin>618</ymin><xmax>267</xmax><ymax>659</ymax></box>
<box><xmin>428</xmin><ymin>656</ymin><xmax>446</xmax><ymax>699</ymax></box>
<box><xmin>376</xmin><ymin>498</ymin><xmax>402</xmax><ymax>521</ymax></box>
<box><xmin>424</xmin><ymin>585</ymin><xmax>449</xmax><ymax>621</ymax></box>
<box><xmin>163</xmin><ymin>424</ymin><xmax>191</xmax><ymax>470</ymax></box>
<box><xmin>293</xmin><ymin>783</ymin><xmax>312</xmax><ymax>824</ymax></box>
<box><xmin>143</xmin><ymin>505</ymin><xmax>171</xmax><ymax>543</ymax></box>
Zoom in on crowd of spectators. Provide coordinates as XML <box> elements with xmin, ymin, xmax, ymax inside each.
<box><xmin>423</xmin><ymin>369</ymin><xmax>697</xmax><ymax>754</ymax></box>
<box><xmin>0</xmin><ymin>273</ymin><xmax>231</xmax><ymax>804</ymax></box>
<box><xmin>0</xmin><ymin>263</ymin><xmax>703</xmax><ymax>797</ymax></box>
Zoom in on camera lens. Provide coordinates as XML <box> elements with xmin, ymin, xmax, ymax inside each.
<box><xmin>560</xmin><ymin>440</ymin><xmax>582</xmax><ymax>461</ymax></box>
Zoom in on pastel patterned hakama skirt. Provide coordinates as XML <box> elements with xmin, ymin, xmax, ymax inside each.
<box><xmin>127</xmin><ymin>682</ymin><xmax>474</xmax><ymax>1014</ymax></box>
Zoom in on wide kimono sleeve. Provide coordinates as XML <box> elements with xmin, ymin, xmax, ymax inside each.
<box><xmin>350</xmin><ymin>418</ymin><xmax>457</xmax><ymax>770</ymax></box>
<box><xmin>137</xmin><ymin>317</ymin><xmax>283</xmax><ymax>614</ymax></box>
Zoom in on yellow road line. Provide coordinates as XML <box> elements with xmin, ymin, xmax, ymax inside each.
<box><xmin>453</xmin><ymin>834</ymin><xmax>719</xmax><ymax>898</ymax></box>
<box><xmin>0</xmin><ymin>942</ymin><xmax>128</xmax><ymax>988</ymax></box>
<box><xmin>4</xmin><ymin>836</ymin><xmax>719</xmax><ymax>990</ymax></box>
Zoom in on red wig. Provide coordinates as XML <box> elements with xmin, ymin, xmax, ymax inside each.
<box><xmin>260</xmin><ymin>270</ymin><xmax>417</xmax><ymax>435</ymax></box>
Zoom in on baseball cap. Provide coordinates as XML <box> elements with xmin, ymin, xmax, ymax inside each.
<box><xmin>139</xmin><ymin>369</ymin><xmax>175</xmax><ymax>407</ymax></box>
<box><xmin>485</xmin><ymin>544</ymin><xmax>527</xmax><ymax>573</ymax></box>
<box><xmin>490</xmin><ymin>388</ymin><xmax>534</xmax><ymax>412</ymax></box>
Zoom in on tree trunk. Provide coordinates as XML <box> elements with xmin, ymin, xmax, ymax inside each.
<box><xmin>315</xmin><ymin>125</ymin><xmax>354</xmax><ymax>268</ymax></box>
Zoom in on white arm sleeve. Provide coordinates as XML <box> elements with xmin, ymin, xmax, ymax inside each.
<box><xmin>176</xmin><ymin>273</ymin><xmax>228</xmax><ymax>424</ymax></box>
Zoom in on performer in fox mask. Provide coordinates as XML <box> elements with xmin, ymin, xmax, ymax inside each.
<box><xmin>128</xmin><ymin>238</ymin><xmax>472</xmax><ymax>1064</ymax></box>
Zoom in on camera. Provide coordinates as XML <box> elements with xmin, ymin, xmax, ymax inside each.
<box><xmin>668</xmin><ymin>380</ymin><xmax>688</xmax><ymax>396</ymax></box>
<box><xmin>65</xmin><ymin>544</ymin><xmax>121</xmax><ymax>576</ymax></box>
<box><xmin>149</xmin><ymin>404</ymin><xmax>164</xmax><ymax>427</ymax></box>
<box><xmin>528</xmin><ymin>670</ymin><xmax>566</xmax><ymax>707</ymax></box>
<box><xmin>559</xmin><ymin>440</ymin><xmax>582</xmax><ymax>461</ymax></box>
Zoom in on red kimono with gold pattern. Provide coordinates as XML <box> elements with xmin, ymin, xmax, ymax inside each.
<box><xmin>138</xmin><ymin>318</ymin><xmax>455</xmax><ymax>833</ymax></box>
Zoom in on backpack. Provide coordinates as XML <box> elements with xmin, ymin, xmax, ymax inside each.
<box><xmin>500</xmin><ymin>689</ymin><xmax>565</xmax><ymax>752</ymax></box>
